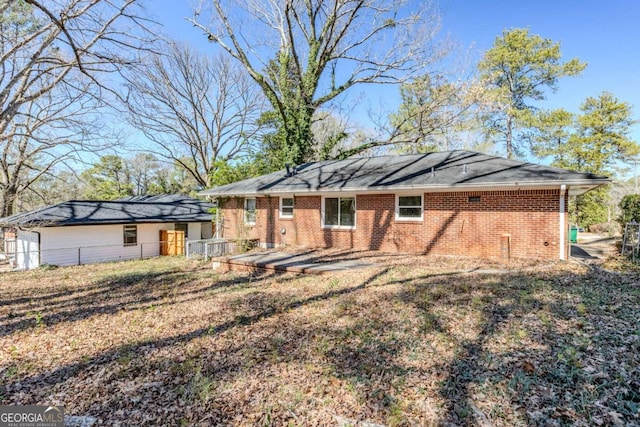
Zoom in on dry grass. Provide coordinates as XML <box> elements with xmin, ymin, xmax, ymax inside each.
<box><xmin>0</xmin><ymin>255</ymin><xmax>639</xmax><ymax>426</ymax></box>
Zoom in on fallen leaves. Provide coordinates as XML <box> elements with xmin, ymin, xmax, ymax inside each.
<box><xmin>520</xmin><ymin>360</ymin><xmax>536</xmax><ymax>375</ymax></box>
<box><xmin>0</xmin><ymin>255</ymin><xmax>639</xmax><ymax>426</ymax></box>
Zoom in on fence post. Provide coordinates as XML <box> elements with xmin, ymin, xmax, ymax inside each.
<box><xmin>78</xmin><ymin>247</ymin><xmax>81</xmax><ymax>265</ymax></box>
<box><xmin>140</xmin><ymin>243</ymin><xmax>143</xmax><ymax>260</ymax></box>
<box><xmin>204</xmin><ymin>242</ymin><xmax>209</xmax><ymax>261</ymax></box>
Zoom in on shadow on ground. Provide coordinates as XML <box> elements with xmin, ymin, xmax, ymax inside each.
<box><xmin>1</xmin><ymin>259</ymin><xmax>638</xmax><ymax>426</ymax></box>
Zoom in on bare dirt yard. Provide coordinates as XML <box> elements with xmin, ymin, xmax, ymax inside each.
<box><xmin>1</xmin><ymin>254</ymin><xmax>639</xmax><ymax>426</ymax></box>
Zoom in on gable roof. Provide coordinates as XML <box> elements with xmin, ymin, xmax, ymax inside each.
<box><xmin>199</xmin><ymin>150</ymin><xmax>609</xmax><ymax>198</ymax></box>
<box><xmin>1</xmin><ymin>194</ymin><xmax>214</xmax><ymax>228</ymax></box>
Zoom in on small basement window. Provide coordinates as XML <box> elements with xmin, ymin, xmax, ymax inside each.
<box><xmin>244</xmin><ymin>198</ymin><xmax>256</xmax><ymax>225</ymax></box>
<box><xmin>396</xmin><ymin>195</ymin><xmax>423</xmax><ymax>220</ymax></box>
<box><xmin>123</xmin><ymin>225</ymin><xmax>137</xmax><ymax>246</ymax></box>
<box><xmin>280</xmin><ymin>197</ymin><xmax>294</xmax><ymax>218</ymax></box>
<box><xmin>468</xmin><ymin>196</ymin><xmax>481</xmax><ymax>203</ymax></box>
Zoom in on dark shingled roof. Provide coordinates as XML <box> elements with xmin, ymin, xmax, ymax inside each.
<box><xmin>198</xmin><ymin>150</ymin><xmax>609</xmax><ymax>197</ymax></box>
<box><xmin>1</xmin><ymin>194</ymin><xmax>214</xmax><ymax>228</ymax></box>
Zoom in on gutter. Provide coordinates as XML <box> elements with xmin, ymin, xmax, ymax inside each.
<box><xmin>34</xmin><ymin>230</ymin><xmax>41</xmax><ymax>268</ymax></box>
<box><xmin>198</xmin><ymin>179</ymin><xmax>611</xmax><ymax>198</ymax></box>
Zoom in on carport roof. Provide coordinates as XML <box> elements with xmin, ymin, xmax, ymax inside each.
<box><xmin>0</xmin><ymin>194</ymin><xmax>214</xmax><ymax>228</ymax></box>
<box><xmin>198</xmin><ymin>150</ymin><xmax>609</xmax><ymax>197</ymax></box>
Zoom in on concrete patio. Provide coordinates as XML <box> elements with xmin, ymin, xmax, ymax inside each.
<box><xmin>214</xmin><ymin>249</ymin><xmax>381</xmax><ymax>275</ymax></box>
<box><xmin>214</xmin><ymin>233</ymin><xmax>621</xmax><ymax>276</ymax></box>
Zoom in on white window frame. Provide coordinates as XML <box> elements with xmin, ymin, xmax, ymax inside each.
<box><xmin>279</xmin><ymin>196</ymin><xmax>294</xmax><ymax>219</ymax></box>
<box><xmin>321</xmin><ymin>195</ymin><xmax>356</xmax><ymax>229</ymax></box>
<box><xmin>244</xmin><ymin>198</ymin><xmax>256</xmax><ymax>226</ymax></box>
<box><xmin>395</xmin><ymin>194</ymin><xmax>424</xmax><ymax>221</ymax></box>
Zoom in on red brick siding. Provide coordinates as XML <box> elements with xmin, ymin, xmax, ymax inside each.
<box><xmin>219</xmin><ymin>190</ymin><xmax>568</xmax><ymax>260</ymax></box>
<box><xmin>218</xmin><ymin>197</ymin><xmax>251</xmax><ymax>240</ymax></box>
<box><xmin>219</xmin><ymin>196</ymin><xmax>295</xmax><ymax>246</ymax></box>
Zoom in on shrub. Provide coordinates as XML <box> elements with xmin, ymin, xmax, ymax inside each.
<box><xmin>618</xmin><ymin>194</ymin><xmax>640</xmax><ymax>229</ymax></box>
<box><xmin>588</xmin><ymin>222</ymin><xmax>619</xmax><ymax>236</ymax></box>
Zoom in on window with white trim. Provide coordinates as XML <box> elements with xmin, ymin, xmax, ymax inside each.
<box><xmin>244</xmin><ymin>198</ymin><xmax>256</xmax><ymax>225</ymax></box>
<box><xmin>279</xmin><ymin>197</ymin><xmax>294</xmax><ymax>218</ymax></box>
<box><xmin>396</xmin><ymin>195</ymin><xmax>423</xmax><ymax>220</ymax></box>
<box><xmin>323</xmin><ymin>197</ymin><xmax>355</xmax><ymax>228</ymax></box>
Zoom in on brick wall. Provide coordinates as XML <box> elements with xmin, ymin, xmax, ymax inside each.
<box><xmin>219</xmin><ymin>189</ymin><xmax>568</xmax><ymax>260</ymax></box>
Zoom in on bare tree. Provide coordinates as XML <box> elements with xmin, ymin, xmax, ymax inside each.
<box><xmin>385</xmin><ymin>75</ymin><xmax>483</xmax><ymax>154</ymax></box>
<box><xmin>189</xmin><ymin>0</ymin><xmax>448</xmax><ymax>165</ymax></box>
<box><xmin>0</xmin><ymin>0</ymin><xmax>155</xmax><ymax>216</ymax></box>
<box><xmin>19</xmin><ymin>170</ymin><xmax>84</xmax><ymax>211</ymax></box>
<box><xmin>0</xmin><ymin>81</ymin><xmax>103</xmax><ymax>216</ymax></box>
<box><xmin>124</xmin><ymin>42</ymin><xmax>265</xmax><ymax>188</ymax></box>
<box><xmin>126</xmin><ymin>153</ymin><xmax>162</xmax><ymax>196</ymax></box>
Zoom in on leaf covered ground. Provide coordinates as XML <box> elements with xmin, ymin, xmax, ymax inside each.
<box><xmin>0</xmin><ymin>255</ymin><xmax>639</xmax><ymax>426</ymax></box>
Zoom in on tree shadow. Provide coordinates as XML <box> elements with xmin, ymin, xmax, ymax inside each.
<box><xmin>2</xmin><ymin>263</ymin><xmax>638</xmax><ymax>425</ymax></box>
<box><xmin>1</xmin><ymin>268</ymin><xmax>390</xmax><ymax>401</ymax></box>
<box><xmin>423</xmin><ymin>210</ymin><xmax>459</xmax><ymax>255</ymax></box>
<box><xmin>436</xmin><ymin>300</ymin><xmax>512</xmax><ymax>424</ymax></box>
<box><xmin>0</xmin><ymin>266</ymin><xmax>296</xmax><ymax>337</ymax></box>
<box><xmin>402</xmin><ymin>267</ymin><xmax>640</xmax><ymax>426</ymax></box>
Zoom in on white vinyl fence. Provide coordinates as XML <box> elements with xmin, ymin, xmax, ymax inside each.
<box><xmin>186</xmin><ymin>239</ymin><xmax>237</xmax><ymax>261</ymax></box>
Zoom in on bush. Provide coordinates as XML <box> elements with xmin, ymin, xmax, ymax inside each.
<box><xmin>588</xmin><ymin>222</ymin><xmax>619</xmax><ymax>236</ymax></box>
<box><xmin>618</xmin><ymin>194</ymin><xmax>640</xmax><ymax>229</ymax></box>
<box><xmin>574</xmin><ymin>188</ymin><xmax>608</xmax><ymax>229</ymax></box>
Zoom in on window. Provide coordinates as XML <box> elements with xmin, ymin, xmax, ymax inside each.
<box><xmin>244</xmin><ymin>198</ymin><xmax>256</xmax><ymax>225</ymax></box>
<box><xmin>280</xmin><ymin>197</ymin><xmax>294</xmax><ymax>218</ymax></box>
<box><xmin>175</xmin><ymin>223</ymin><xmax>188</xmax><ymax>238</ymax></box>
<box><xmin>396</xmin><ymin>195</ymin><xmax>423</xmax><ymax>220</ymax></box>
<box><xmin>123</xmin><ymin>225</ymin><xmax>137</xmax><ymax>246</ymax></box>
<box><xmin>323</xmin><ymin>197</ymin><xmax>355</xmax><ymax>228</ymax></box>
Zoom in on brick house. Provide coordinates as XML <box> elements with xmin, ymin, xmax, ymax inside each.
<box><xmin>199</xmin><ymin>151</ymin><xmax>608</xmax><ymax>260</ymax></box>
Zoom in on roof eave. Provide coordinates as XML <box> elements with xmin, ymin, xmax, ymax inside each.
<box><xmin>2</xmin><ymin>216</ymin><xmax>214</xmax><ymax>229</ymax></box>
<box><xmin>198</xmin><ymin>179</ymin><xmax>610</xmax><ymax>198</ymax></box>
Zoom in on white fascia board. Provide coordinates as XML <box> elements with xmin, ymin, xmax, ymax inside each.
<box><xmin>204</xmin><ymin>179</ymin><xmax>609</xmax><ymax>198</ymax></box>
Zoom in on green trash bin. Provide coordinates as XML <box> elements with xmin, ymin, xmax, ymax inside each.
<box><xmin>569</xmin><ymin>226</ymin><xmax>578</xmax><ymax>243</ymax></box>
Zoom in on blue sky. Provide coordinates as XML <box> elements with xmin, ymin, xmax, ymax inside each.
<box><xmin>440</xmin><ymin>0</ymin><xmax>639</xmax><ymax>119</ymax></box>
<box><xmin>151</xmin><ymin>0</ymin><xmax>639</xmax><ymax>151</ymax></box>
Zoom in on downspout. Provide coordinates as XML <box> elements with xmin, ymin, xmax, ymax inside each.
<box><xmin>293</xmin><ymin>193</ymin><xmax>298</xmax><ymax>247</ymax></box>
<box><xmin>559</xmin><ymin>185</ymin><xmax>566</xmax><ymax>260</ymax></box>
<box><xmin>35</xmin><ymin>231</ymin><xmax>41</xmax><ymax>267</ymax></box>
<box><xmin>215</xmin><ymin>198</ymin><xmax>220</xmax><ymax>239</ymax></box>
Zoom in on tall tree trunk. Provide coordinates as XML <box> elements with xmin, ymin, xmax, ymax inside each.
<box><xmin>1</xmin><ymin>186</ymin><xmax>17</xmax><ymax>217</ymax></box>
<box><xmin>506</xmin><ymin>114</ymin><xmax>514</xmax><ymax>159</ymax></box>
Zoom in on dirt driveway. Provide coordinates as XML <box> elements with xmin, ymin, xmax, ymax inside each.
<box><xmin>571</xmin><ymin>232</ymin><xmax>619</xmax><ymax>260</ymax></box>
